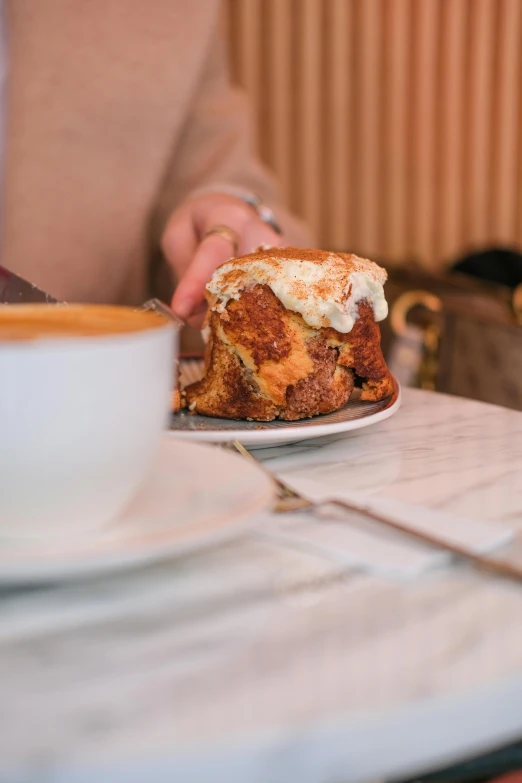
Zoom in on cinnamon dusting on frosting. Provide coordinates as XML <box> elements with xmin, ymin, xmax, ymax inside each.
<box><xmin>206</xmin><ymin>247</ymin><xmax>388</xmax><ymax>333</ymax></box>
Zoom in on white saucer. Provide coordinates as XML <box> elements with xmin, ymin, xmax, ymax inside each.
<box><xmin>0</xmin><ymin>438</ymin><xmax>273</xmax><ymax>586</ymax></box>
<box><xmin>171</xmin><ymin>360</ymin><xmax>401</xmax><ymax>448</ymax></box>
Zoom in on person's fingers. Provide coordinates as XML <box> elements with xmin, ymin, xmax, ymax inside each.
<box><xmin>237</xmin><ymin>214</ymin><xmax>284</xmax><ymax>256</ymax></box>
<box><xmin>165</xmin><ymin>193</ymin><xmax>285</xmax><ymax>323</ymax></box>
<box><xmin>171</xmin><ymin>233</ymin><xmax>234</xmax><ymax>321</ymax></box>
<box><xmin>183</xmin><ymin>299</ymin><xmax>208</xmax><ymax>330</ymax></box>
<box><xmin>161</xmin><ymin>208</ymin><xmax>198</xmax><ymax>283</ymax></box>
<box><xmin>167</xmin><ymin>196</ymin><xmax>247</xmax><ymax>319</ymax></box>
<box><xmin>172</xmin><ymin>215</ymin><xmax>283</xmax><ymax>322</ymax></box>
<box><xmin>173</xmin><ymin>215</ymin><xmax>282</xmax><ymax>323</ymax></box>
<box><xmin>191</xmin><ymin>195</ymin><xmax>251</xmax><ymax>239</ymax></box>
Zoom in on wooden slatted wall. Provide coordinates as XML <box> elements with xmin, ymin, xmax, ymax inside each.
<box><xmin>226</xmin><ymin>0</ymin><xmax>522</xmax><ymax>268</ymax></box>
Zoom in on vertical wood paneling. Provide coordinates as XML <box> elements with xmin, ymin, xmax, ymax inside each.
<box><xmin>517</xmin><ymin>26</ymin><xmax>522</xmax><ymax>246</ymax></box>
<box><xmin>463</xmin><ymin>0</ymin><xmax>496</xmax><ymax>248</ymax></box>
<box><xmin>297</xmin><ymin>0</ymin><xmax>324</xmax><ymax>239</ymax></box>
<box><xmin>409</xmin><ymin>0</ymin><xmax>439</xmax><ymax>264</ymax></box>
<box><xmin>226</xmin><ymin>0</ymin><xmax>522</xmax><ymax>267</ymax></box>
<box><xmin>382</xmin><ymin>0</ymin><xmax>410</xmax><ymax>260</ymax></box>
<box><xmin>436</xmin><ymin>0</ymin><xmax>466</xmax><ymax>264</ymax></box>
<box><xmin>353</xmin><ymin>0</ymin><xmax>382</xmax><ymax>257</ymax></box>
<box><xmin>324</xmin><ymin>0</ymin><xmax>352</xmax><ymax>249</ymax></box>
<box><xmin>491</xmin><ymin>0</ymin><xmax>522</xmax><ymax>244</ymax></box>
<box><xmin>265</xmin><ymin>0</ymin><xmax>293</xmax><ymax>202</ymax></box>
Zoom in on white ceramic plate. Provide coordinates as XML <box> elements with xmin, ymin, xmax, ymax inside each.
<box><xmin>170</xmin><ymin>360</ymin><xmax>401</xmax><ymax>448</ymax></box>
<box><xmin>0</xmin><ymin>438</ymin><xmax>273</xmax><ymax>586</ymax></box>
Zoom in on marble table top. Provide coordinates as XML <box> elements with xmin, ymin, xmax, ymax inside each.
<box><xmin>2</xmin><ymin>389</ymin><xmax>522</xmax><ymax>783</ymax></box>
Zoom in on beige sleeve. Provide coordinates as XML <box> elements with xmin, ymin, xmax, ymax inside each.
<box><xmin>153</xmin><ymin>13</ymin><xmax>312</xmax><ymax>248</ymax></box>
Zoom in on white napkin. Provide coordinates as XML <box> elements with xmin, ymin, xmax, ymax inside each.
<box><xmin>253</xmin><ymin>478</ymin><xmax>514</xmax><ymax>580</ymax></box>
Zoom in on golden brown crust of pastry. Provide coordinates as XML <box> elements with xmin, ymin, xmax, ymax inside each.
<box><xmin>221</xmin><ymin>286</ymin><xmax>314</xmax><ymax>407</ymax></box>
<box><xmin>222</xmin><ymin>285</ymin><xmax>295</xmax><ymax>366</ymax></box>
<box><xmin>171</xmin><ymin>389</ymin><xmax>181</xmax><ymax>412</ymax></box>
<box><xmin>185</xmin><ymin>317</ymin><xmax>280</xmax><ymax>420</ymax></box>
<box><xmin>323</xmin><ymin>300</ymin><xmax>394</xmax><ymax>401</ymax></box>
<box><xmin>183</xmin><ymin>283</ymin><xmax>393</xmax><ymax>421</ymax></box>
<box><xmin>281</xmin><ymin>336</ymin><xmax>354</xmax><ymax>420</ymax></box>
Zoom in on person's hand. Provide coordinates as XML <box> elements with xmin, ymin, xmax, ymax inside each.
<box><xmin>162</xmin><ymin>192</ymin><xmax>283</xmax><ymax>328</ymax></box>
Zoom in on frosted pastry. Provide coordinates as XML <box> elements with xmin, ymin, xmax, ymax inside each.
<box><xmin>183</xmin><ymin>247</ymin><xmax>394</xmax><ymax>421</ymax></box>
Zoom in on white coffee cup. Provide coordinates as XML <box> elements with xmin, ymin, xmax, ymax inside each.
<box><xmin>0</xmin><ymin>304</ymin><xmax>177</xmax><ymax>537</ymax></box>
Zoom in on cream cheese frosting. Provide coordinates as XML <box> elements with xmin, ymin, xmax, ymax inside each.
<box><xmin>206</xmin><ymin>248</ymin><xmax>388</xmax><ymax>333</ymax></box>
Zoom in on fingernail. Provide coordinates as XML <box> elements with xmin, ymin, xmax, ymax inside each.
<box><xmin>171</xmin><ymin>297</ymin><xmax>193</xmax><ymax>319</ymax></box>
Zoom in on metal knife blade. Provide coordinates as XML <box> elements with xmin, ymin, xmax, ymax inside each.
<box><xmin>0</xmin><ymin>265</ymin><xmax>58</xmax><ymax>304</ymax></box>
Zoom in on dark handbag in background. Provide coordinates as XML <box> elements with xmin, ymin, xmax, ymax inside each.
<box><xmin>381</xmin><ymin>249</ymin><xmax>522</xmax><ymax>411</ymax></box>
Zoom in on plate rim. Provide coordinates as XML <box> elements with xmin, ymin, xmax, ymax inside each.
<box><xmin>169</xmin><ymin>377</ymin><xmax>401</xmax><ymax>447</ymax></box>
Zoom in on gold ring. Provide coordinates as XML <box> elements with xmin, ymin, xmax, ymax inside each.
<box><xmin>203</xmin><ymin>224</ymin><xmax>240</xmax><ymax>256</ymax></box>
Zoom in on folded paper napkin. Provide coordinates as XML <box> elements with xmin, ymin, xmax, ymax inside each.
<box><xmin>253</xmin><ymin>477</ymin><xmax>514</xmax><ymax>580</ymax></box>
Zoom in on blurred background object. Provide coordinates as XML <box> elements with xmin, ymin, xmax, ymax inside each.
<box><xmin>225</xmin><ymin>0</ymin><xmax>522</xmax><ymax>270</ymax></box>
<box><xmin>224</xmin><ymin>0</ymin><xmax>522</xmax><ymax>410</ymax></box>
